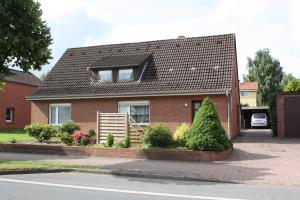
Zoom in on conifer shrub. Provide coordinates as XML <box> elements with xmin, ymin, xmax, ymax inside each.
<box><xmin>186</xmin><ymin>97</ymin><xmax>232</xmax><ymax>151</ymax></box>
<box><xmin>107</xmin><ymin>133</ymin><xmax>114</xmax><ymax>147</ymax></box>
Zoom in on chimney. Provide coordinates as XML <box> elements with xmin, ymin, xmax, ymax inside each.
<box><xmin>178</xmin><ymin>35</ymin><xmax>185</xmax><ymax>39</ymax></box>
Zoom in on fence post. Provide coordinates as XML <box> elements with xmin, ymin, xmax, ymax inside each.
<box><xmin>96</xmin><ymin>111</ymin><xmax>99</xmax><ymax>144</ymax></box>
<box><xmin>125</xmin><ymin>113</ymin><xmax>129</xmax><ymax>136</ymax></box>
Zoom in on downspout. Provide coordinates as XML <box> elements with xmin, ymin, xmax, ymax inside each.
<box><xmin>226</xmin><ymin>89</ymin><xmax>232</xmax><ymax>138</ymax></box>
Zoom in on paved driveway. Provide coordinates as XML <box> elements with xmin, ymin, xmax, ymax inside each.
<box><xmin>1</xmin><ymin>129</ymin><xmax>300</xmax><ymax>186</ymax></box>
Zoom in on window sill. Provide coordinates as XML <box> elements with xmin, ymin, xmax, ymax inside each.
<box><xmin>130</xmin><ymin>123</ymin><xmax>150</xmax><ymax>126</ymax></box>
<box><xmin>5</xmin><ymin>120</ymin><xmax>13</xmax><ymax>123</ymax></box>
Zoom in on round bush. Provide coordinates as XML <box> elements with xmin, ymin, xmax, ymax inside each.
<box><xmin>143</xmin><ymin>123</ymin><xmax>173</xmax><ymax>147</ymax></box>
<box><xmin>186</xmin><ymin>97</ymin><xmax>232</xmax><ymax>151</ymax></box>
<box><xmin>24</xmin><ymin>123</ymin><xmax>57</xmax><ymax>142</ymax></box>
<box><xmin>173</xmin><ymin>123</ymin><xmax>190</xmax><ymax>146</ymax></box>
<box><xmin>60</xmin><ymin>133</ymin><xmax>74</xmax><ymax>145</ymax></box>
<box><xmin>60</xmin><ymin>120</ymin><xmax>80</xmax><ymax>134</ymax></box>
<box><xmin>88</xmin><ymin>129</ymin><xmax>96</xmax><ymax>137</ymax></box>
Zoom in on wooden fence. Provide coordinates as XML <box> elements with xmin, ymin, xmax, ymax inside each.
<box><xmin>96</xmin><ymin>112</ymin><xmax>144</xmax><ymax>145</ymax></box>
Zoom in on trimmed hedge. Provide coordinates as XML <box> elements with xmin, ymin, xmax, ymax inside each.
<box><xmin>143</xmin><ymin>123</ymin><xmax>173</xmax><ymax>147</ymax></box>
<box><xmin>186</xmin><ymin>97</ymin><xmax>232</xmax><ymax>151</ymax></box>
<box><xmin>24</xmin><ymin>123</ymin><xmax>57</xmax><ymax>142</ymax></box>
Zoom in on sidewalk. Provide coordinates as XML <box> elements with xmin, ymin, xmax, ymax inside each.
<box><xmin>1</xmin><ymin>129</ymin><xmax>300</xmax><ymax>186</ymax></box>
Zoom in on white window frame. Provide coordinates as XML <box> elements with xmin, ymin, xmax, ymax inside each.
<box><xmin>118</xmin><ymin>69</ymin><xmax>133</xmax><ymax>81</ymax></box>
<box><xmin>5</xmin><ymin>108</ymin><xmax>13</xmax><ymax>123</ymax></box>
<box><xmin>49</xmin><ymin>103</ymin><xmax>72</xmax><ymax>125</ymax></box>
<box><xmin>118</xmin><ymin>101</ymin><xmax>150</xmax><ymax>126</ymax></box>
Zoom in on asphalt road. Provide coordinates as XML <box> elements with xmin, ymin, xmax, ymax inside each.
<box><xmin>0</xmin><ymin>173</ymin><xmax>299</xmax><ymax>200</ymax></box>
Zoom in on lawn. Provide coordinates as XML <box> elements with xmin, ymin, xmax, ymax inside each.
<box><xmin>0</xmin><ymin>129</ymin><xmax>34</xmax><ymax>142</ymax></box>
<box><xmin>0</xmin><ymin>160</ymin><xmax>97</xmax><ymax>172</ymax></box>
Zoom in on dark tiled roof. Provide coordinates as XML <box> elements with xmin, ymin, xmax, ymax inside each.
<box><xmin>29</xmin><ymin>34</ymin><xmax>237</xmax><ymax>99</ymax></box>
<box><xmin>90</xmin><ymin>54</ymin><xmax>151</xmax><ymax>68</ymax></box>
<box><xmin>5</xmin><ymin>69</ymin><xmax>41</xmax><ymax>86</ymax></box>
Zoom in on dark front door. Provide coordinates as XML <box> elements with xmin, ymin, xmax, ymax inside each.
<box><xmin>192</xmin><ymin>100</ymin><xmax>202</xmax><ymax>122</ymax></box>
<box><xmin>285</xmin><ymin>97</ymin><xmax>300</xmax><ymax>137</ymax></box>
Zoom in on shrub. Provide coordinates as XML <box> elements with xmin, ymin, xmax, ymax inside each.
<box><xmin>73</xmin><ymin>132</ymin><xmax>91</xmax><ymax>145</ymax></box>
<box><xmin>60</xmin><ymin>133</ymin><xmax>74</xmax><ymax>145</ymax></box>
<box><xmin>114</xmin><ymin>136</ymin><xmax>130</xmax><ymax>148</ymax></box>
<box><xmin>107</xmin><ymin>133</ymin><xmax>114</xmax><ymax>147</ymax></box>
<box><xmin>10</xmin><ymin>138</ymin><xmax>17</xmax><ymax>144</ymax></box>
<box><xmin>80</xmin><ymin>136</ymin><xmax>89</xmax><ymax>146</ymax></box>
<box><xmin>186</xmin><ymin>97</ymin><xmax>232</xmax><ymax>151</ymax></box>
<box><xmin>124</xmin><ymin>136</ymin><xmax>130</xmax><ymax>148</ymax></box>
<box><xmin>60</xmin><ymin>120</ymin><xmax>80</xmax><ymax>134</ymax></box>
<box><xmin>24</xmin><ymin>123</ymin><xmax>57</xmax><ymax>142</ymax></box>
<box><xmin>173</xmin><ymin>123</ymin><xmax>190</xmax><ymax>146</ymax></box>
<box><xmin>143</xmin><ymin>123</ymin><xmax>173</xmax><ymax>147</ymax></box>
<box><xmin>88</xmin><ymin>129</ymin><xmax>96</xmax><ymax>137</ymax></box>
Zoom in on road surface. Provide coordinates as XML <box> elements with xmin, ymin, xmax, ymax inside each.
<box><xmin>0</xmin><ymin>172</ymin><xmax>299</xmax><ymax>200</ymax></box>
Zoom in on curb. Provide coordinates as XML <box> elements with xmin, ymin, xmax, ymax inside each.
<box><xmin>0</xmin><ymin>168</ymin><xmax>75</xmax><ymax>175</ymax></box>
<box><xmin>0</xmin><ymin>167</ymin><xmax>236</xmax><ymax>184</ymax></box>
<box><xmin>74</xmin><ymin>168</ymin><xmax>237</xmax><ymax>184</ymax></box>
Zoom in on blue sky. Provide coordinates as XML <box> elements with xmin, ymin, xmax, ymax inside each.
<box><xmin>33</xmin><ymin>0</ymin><xmax>300</xmax><ymax>79</ymax></box>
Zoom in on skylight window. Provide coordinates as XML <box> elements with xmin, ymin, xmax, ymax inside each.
<box><xmin>99</xmin><ymin>70</ymin><xmax>112</xmax><ymax>82</ymax></box>
<box><xmin>118</xmin><ymin>69</ymin><xmax>133</xmax><ymax>81</ymax></box>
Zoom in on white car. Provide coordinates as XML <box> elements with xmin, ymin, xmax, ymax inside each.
<box><xmin>251</xmin><ymin>113</ymin><xmax>268</xmax><ymax>128</ymax></box>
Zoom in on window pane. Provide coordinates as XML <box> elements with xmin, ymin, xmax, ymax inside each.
<box><xmin>99</xmin><ymin>70</ymin><xmax>112</xmax><ymax>82</ymax></box>
<box><xmin>241</xmin><ymin>91</ymin><xmax>249</xmax><ymax>96</ymax></box>
<box><xmin>119</xmin><ymin>105</ymin><xmax>129</xmax><ymax>113</ymax></box>
<box><xmin>58</xmin><ymin>107</ymin><xmax>71</xmax><ymax>124</ymax></box>
<box><xmin>119</xmin><ymin>69</ymin><xmax>133</xmax><ymax>81</ymax></box>
<box><xmin>50</xmin><ymin>107</ymin><xmax>56</xmax><ymax>124</ymax></box>
<box><xmin>130</xmin><ymin>105</ymin><xmax>149</xmax><ymax>123</ymax></box>
<box><xmin>5</xmin><ymin>108</ymin><xmax>13</xmax><ymax>121</ymax></box>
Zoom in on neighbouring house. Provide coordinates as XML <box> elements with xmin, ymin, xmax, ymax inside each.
<box><xmin>240</xmin><ymin>82</ymin><xmax>258</xmax><ymax>107</ymax></box>
<box><xmin>0</xmin><ymin>69</ymin><xmax>41</xmax><ymax>129</ymax></box>
<box><xmin>277</xmin><ymin>92</ymin><xmax>300</xmax><ymax>138</ymax></box>
<box><xmin>27</xmin><ymin>34</ymin><xmax>240</xmax><ymax>139</ymax></box>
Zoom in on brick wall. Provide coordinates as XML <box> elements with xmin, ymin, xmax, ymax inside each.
<box><xmin>0</xmin><ymin>81</ymin><xmax>38</xmax><ymax>129</ymax></box>
<box><xmin>277</xmin><ymin>95</ymin><xmax>285</xmax><ymax>138</ymax></box>
<box><xmin>230</xmin><ymin>42</ymin><xmax>241</xmax><ymax>139</ymax></box>
<box><xmin>31</xmin><ymin>94</ymin><xmax>232</xmax><ymax>136</ymax></box>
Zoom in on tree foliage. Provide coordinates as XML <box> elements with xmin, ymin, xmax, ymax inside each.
<box><xmin>281</xmin><ymin>73</ymin><xmax>296</xmax><ymax>91</ymax></box>
<box><xmin>243</xmin><ymin>49</ymin><xmax>283</xmax><ymax>105</ymax></box>
<box><xmin>186</xmin><ymin>97</ymin><xmax>232</xmax><ymax>151</ymax></box>
<box><xmin>0</xmin><ymin>0</ymin><xmax>52</xmax><ymax>80</ymax></box>
<box><xmin>284</xmin><ymin>79</ymin><xmax>300</xmax><ymax>92</ymax></box>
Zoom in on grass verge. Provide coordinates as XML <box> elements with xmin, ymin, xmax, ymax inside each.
<box><xmin>0</xmin><ymin>160</ymin><xmax>97</xmax><ymax>172</ymax></box>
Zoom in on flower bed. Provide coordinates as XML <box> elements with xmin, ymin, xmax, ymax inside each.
<box><xmin>0</xmin><ymin>143</ymin><xmax>232</xmax><ymax>161</ymax></box>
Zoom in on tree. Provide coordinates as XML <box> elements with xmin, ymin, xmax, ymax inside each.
<box><xmin>281</xmin><ymin>73</ymin><xmax>296</xmax><ymax>91</ymax></box>
<box><xmin>284</xmin><ymin>79</ymin><xmax>300</xmax><ymax>92</ymax></box>
<box><xmin>0</xmin><ymin>0</ymin><xmax>52</xmax><ymax>81</ymax></box>
<box><xmin>243</xmin><ymin>49</ymin><xmax>283</xmax><ymax>105</ymax></box>
<box><xmin>186</xmin><ymin>97</ymin><xmax>232</xmax><ymax>151</ymax></box>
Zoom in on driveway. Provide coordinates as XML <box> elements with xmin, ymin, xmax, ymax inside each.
<box><xmin>1</xmin><ymin>129</ymin><xmax>300</xmax><ymax>186</ymax></box>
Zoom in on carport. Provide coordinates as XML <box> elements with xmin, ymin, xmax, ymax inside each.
<box><xmin>241</xmin><ymin>106</ymin><xmax>270</xmax><ymax>129</ymax></box>
<box><xmin>277</xmin><ymin>93</ymin><xmax>300</xmax><ymax>138</ymax></box>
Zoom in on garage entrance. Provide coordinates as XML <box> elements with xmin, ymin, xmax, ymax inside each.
<box><xmin>241</xmin><ymin>106</ymin><xmax>270</xmax><ymax>129</ymax></box>
<box><xmin>284</xmin><ymin>96</ymin><xmax>300</xmax><ymax>137</ymax></box>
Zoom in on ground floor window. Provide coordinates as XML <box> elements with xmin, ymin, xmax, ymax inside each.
<box><xmin>118</xmin><ymin>101</ymin><xmax>149</xmax><ymax>125</ymax></box>
<box><xmin>192</xmin><ymin>100</ymin><xmax>202</xmax><ymax>121</ymax></box>
<box><xmin>5</xmin><ymin>107</ymin><xmax>14</xmax><ymax>123</ymax></box>
<box><xmin>49</xmin><ymin>103</ymin><xmax>71</xmax><ymax>125</ymax></box>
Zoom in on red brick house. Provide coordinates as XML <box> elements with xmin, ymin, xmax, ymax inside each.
<box><xmin>28</xmin><ymin>34</ymin><xmax>240</xmax><ymax>139</ymax></box>
<box><xmin>0</xmin><ymin>69</ymin><xmax>41</xmax><ymax>129</ymax></box>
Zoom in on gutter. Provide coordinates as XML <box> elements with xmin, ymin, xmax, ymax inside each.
<box><xmin>226</xmin><ymin>89</ymin><xmax>232</xmax><ymax>138</ymax></box>
<box><xmin>26</xmin><ymin>91</ymin><xmax>228</xmax><ymax>101</ymax></box>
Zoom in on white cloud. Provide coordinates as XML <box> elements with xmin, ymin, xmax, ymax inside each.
<box><xmin>39</xmin><ymin>0</ymin><xmax>300</xmax><ymax>79</ymax></box>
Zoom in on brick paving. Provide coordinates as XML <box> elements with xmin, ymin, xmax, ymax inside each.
<box><xmin>1</xmin><ymin>129</ymin><xmax>300</xmax><ymax>186</ymax></box>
